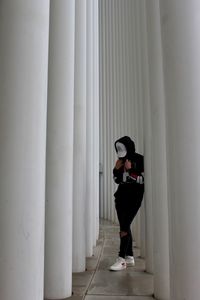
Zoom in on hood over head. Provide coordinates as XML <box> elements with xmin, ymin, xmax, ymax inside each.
<box><xmin>114</xmin><ymin>136</ymin><xmax>135</xmax><ymax>160</ymax></box>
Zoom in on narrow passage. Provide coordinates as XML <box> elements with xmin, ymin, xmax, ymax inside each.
<box><xmin>69</xmin><ymin>220</ymin><xmax>154</xmax><ymax>300</ymax></box>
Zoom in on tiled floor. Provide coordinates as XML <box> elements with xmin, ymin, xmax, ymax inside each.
<box><xmin>68</xmin><ymin>220</ymin><xmax>154</xmax><ymax>300</ymax></box>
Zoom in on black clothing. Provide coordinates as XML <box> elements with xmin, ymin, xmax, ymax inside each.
<box><xmin>113</xmin><ymin>151</ymin><xmax>144</xmax><ymax>198</ymax></box>
<box><xmin>113</xmin><ymin>136</ymin><xmax>144</xmax><ymax>258</ymax></box>
<box><xmin>115</xmin><ymin>196</ymin><xmax>142</xmax><ymax>258</ymax></box>
<box><xmin>114</xmin><ymin>136</ymin><xmax>136</xmax><ymax>160</ymax></box>
<box><xmin>119</xmin><ymin>229</ymin><xmax>133</xmax><ymax>257</ymax></box>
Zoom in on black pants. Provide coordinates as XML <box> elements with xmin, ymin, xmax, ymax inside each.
<box><xmin>115</xmin><ymin>197</ymin><xmax>142</xmax><ymax>258</ymax></box>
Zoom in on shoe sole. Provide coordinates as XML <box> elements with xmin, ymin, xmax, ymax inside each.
<box><xmin>109</xmin><ymin>267</ymin><xmax>126</xmax><ymax>271</ymax></box>
<box><xmin>126</xmin><ymin>262</ymin><xmax>135</xmax><ymax>266</ymax></box>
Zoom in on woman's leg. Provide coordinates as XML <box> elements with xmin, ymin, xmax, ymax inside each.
<box><xmin>115</xmin><ymin>200</ymin><xmax>131</xmax><ymax>258</ymax></box>
<box><xmin>126</xmin><ymin>228</ymin><xmax>133</xmax><ymax>256</ymax></box>
<box><xmin>125</xmin><ymin>197</ymin><xmax>143</xmax><ymax>256</ymax></box>
<box><xmin>115</xmin><ymin>197</ymin><xmax>143</xmax><ymax>258</ymax></box>
<box><xmin>118</xmin><ymin>227</ymin><xmax>134</xmax><ymax>258</ymax></box>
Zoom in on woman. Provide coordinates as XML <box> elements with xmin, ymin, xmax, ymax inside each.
<box><xmin>110</xmin><ymin>136</ymin><xmax>144</xmax><ymax>271</ymax></box>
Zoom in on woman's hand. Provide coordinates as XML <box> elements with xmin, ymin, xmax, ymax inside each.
<box><xmin>124</xmin><ymin>159</ymin><xmax>132</xmax><ymax>170</ymax></box>
<box><xmin>115</xmin><ymin>159</ymin><xmax>124</xmax><ymax>170</ymax></box>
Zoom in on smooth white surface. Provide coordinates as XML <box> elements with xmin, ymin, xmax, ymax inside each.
<box><xmin>146</xmin><ymin>0</ymin><xmax>170</xmax><ymax>298</ymax></box>
<box><xmin>136</xmin><ymin>0</ymin><xmax>154</xmax><ymax>273</ymax></box>
<box><xmin>140</xmin><ymin>201</ymin><xmax>146</xmax><ymax>258</ymax></box>
<box><xmin>73</xmin><ymin>0</ymin><xmax>87</xmax><ymax>272</ymax></box>
<box><xmin>0</xmin><ymin>1</ymin><xmax>49</xmax><ymax>299</ymax></box>
<box><xmin>44</xmin><ymin>0</ymin><xmax>75</xmax><ymax>298</ymax></box>
<box><xmin>134</xmin><ymin>0</ymin><xmax>145</xmax><ymax>258</ymax></box>
<box><xmin>86</xmin><ymin>0</ymin><xmax>95</xmax><ymax>257</ymax></box>
<box><xmin>85</xmin><ymin>0</ymin><xmax>100</xmax><ymax>253</ymax></box>
<box><xmin>130</xmin><ymin>0</ymin><xmax>142</xmax><ymax>247</ymax></box>
<box><xmin>93</xmin><ymin>0</ymin><xmax>100</xmax><ymax>243</ymax></box>
<box><xmin>160</xmin><ymin>1</ymin><xmax>200</xmax><ymax>299</ymax></box>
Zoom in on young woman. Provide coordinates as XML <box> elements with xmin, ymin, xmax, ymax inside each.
<box><xmin>110</xmin><ymin>136</ymin><xmax>144</xmax><ymax>271</ymax></box>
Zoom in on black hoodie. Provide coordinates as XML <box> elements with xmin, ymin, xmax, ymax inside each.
<box><xmin>114</xmin><ymin>136</ymin><xmax>136</xmax><ymax>161</ymax></box>
<box><xmin>113</xmin><ymin>136</ymin><xmax>144</xmax><ymax>200</ymax></box>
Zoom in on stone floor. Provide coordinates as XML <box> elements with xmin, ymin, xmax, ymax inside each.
<box><xmin>68</xmin><ymin>220</ymin><xmax>154</xmax><ymax>300</ymax></box>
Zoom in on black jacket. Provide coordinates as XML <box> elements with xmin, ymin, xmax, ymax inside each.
<box><xmin>113</xmin><ymin>136</ymin><xmax>144</xmax><ymax>200</ymax></box>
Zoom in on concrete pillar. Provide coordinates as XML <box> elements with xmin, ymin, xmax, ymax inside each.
<box><xmin>0</xmin><ymin>1</ymin><xmax>49</xmax><ymax>300</ymax></box>
<box><xmin>44</xmin><ymin>1</ymin><xmax>75</xmax><ymax>298</ymax></box>
<box><xmin>104</xmin><ymin>0</ymin><xmax>112</xmax><ymax>222</ymax></box>
<box><xmin>86</xmin><ymin>0</ymin><xmax>95</xmax><ymax>257</ymax></box>
<box><xmin>92</xmin><ymin>0</ymin><xmax>100</xmax><ymax>242</ymax></box>
<box><xmin>131</xmin><ymin>0</ymin><xmax>142</xmax><ymax>246</ymax></box>
<box><xmin>86</xmin><ymin>0</ymin><xmax>99</xmax><ymax>251</ymax></box>
<box><xmin>135</xmin><ymin>0</ymin><xmax>146</xmax><ymax>257</ymax></box>
<box><xmin>99</xmin><ymin>0</ymin><xmax>104</xmax><ymax>220</ymax></box>
<box><xmin>73</xmin><ymin>0</ymin><xmax>87</xmax><ymax>272</ymax></box>
<box><xmin>160</xmin><ymin>1</ymin><xmax>200</xmax><ymax>299</ymax></box>
<box><xmin>133</xmin><ymin>212</ymin><xmax>141</xmax><ymax>249</ymax></box>
<box><xmin>137</xmin><ymin>0</ymin><xmax>154</xmax><ymax>273</ymax></box>
<box><xmin>140</xmin><ymin>201</ymin><xmax>146</xmax><ymax>258</ymax></box>
<box><xmin>146</xmin><ymin>1</ymin><xmax>170</xmax><ymax>298</ymax></box>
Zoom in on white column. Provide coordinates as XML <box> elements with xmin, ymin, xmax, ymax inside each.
<box><xmin>93</xmin><ymin>0</ymin><xmax>100</xmax><ymax>241</ymax></box>
<box><xmin>146</xmin><ymin>1</ymin><xmax>170</xmax><ymax>299</ymax></box>
<box><xmin>137</xmin><ymin>0</ymin><xmax>154</xmax><ymax>273</ymax></box>
<box><xmin>160</xmin><ymin>1</ymin><xmax>200</xmax><ymax>299</ymax></box>
<box><xmin>73</xmin><ymin>0</ymin><xmax>87</xmax><ymax>272</ymax></box>
<box><xmin>0</xmin><ymin>1</ymin><xmax>49</xmax><ymax>300</ymax></box>
<box><xmin>131</xmin><ymin>0</ymin><xmax>141</xmax><ymax>245</ymax></box>
<box><xmin>104</xmin><ymin>0</ymin><xmax>112</xmax><ymax>221</ymax></box>
<box><xmin>133</xmin><ymin>213</ymin><xmax>141</xmax><ymax>249</ymax></box>
<box><xmin>44</xmin><ymin>1</ymin><xmax>75</xmax><ymax>299</ymax></box>
<box><xmin>86</xmin><ymin>0</ymin><xmax>94</xmax><ymax>257</ymax></box>
<box><xmin>99</xmin><ymin>0</ymin><xmax>104</xmax><ymax>220</ymax></box>
<box><xmin>135</xmin><ymin>0</ymin><xmax>145</xmax><ymax>257</ymax></box>
<box><xmin>140</xmin><ymin>201</ymin><xmax>146</xmax><ymax>258</ymax></box>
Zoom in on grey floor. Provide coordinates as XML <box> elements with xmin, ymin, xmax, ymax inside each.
<box><xmin>68</xmin><ymin>220</ymin><xmax>154</xmax><ymax>300</ymax></box>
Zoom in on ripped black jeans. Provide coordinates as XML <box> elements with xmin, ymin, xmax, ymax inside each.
<box><xmin>115</xmin><ymin>196</ymin><xmax>143</xmax><ymax>258</ymax></box>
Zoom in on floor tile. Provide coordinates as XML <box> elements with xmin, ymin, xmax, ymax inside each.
<box><xmin>87</xmin><ymin>270</ymin><xmax>153</xmax><ymax>296</ymax></box>
<box><xmin>45</xmin><ymin>296</ymin><xmax>83</xmax><ymax>300</ymax></box>
<box><xmin>86</xmin><ymin>256</ymin><xmax>99</xmax><ymax>271</ymax></box>
<box><xmin>72</xmin><ymin>271</ymin><xmax>93</xmax><ymax>287</ymax></box>
<box><xmin>104</xmin><ymin>239</ymin><xmax>137</xmax><ymax>247</ymax></box>
<box><xmin>65</xmin><ymin>296</ymin><xmax>83</xmax><ymax>300</ymax></box>
<box><xmin>85</xmin><ymin>296</ymin><xmax>154</xmax><ymax>300</ymax></box>
<box><xmin>93</xmin><ymin>244</ymin><xmax>103</xmax><ymax>258</ymax></box>
<box><xmin>69</xmin><ymin>219</ymin><xmax>154</xmax><ymax>300</ymax></box>
<box><xmin>104</xmin><ymin>238</ymin><xmax>120</xmax><ymax>246</ymax></box>
<box><xmin>102</xmin><ymin>246</ymin><xmax>140</xmax><ymax>258</ymax></box>
<box><xmin>72</xmin><ymin>270</ymin><xmax>94</xmax><ymax>296</ymax></box>
<box><xmin>97</xmin><ymin>239</ymin><xmax>104</xmax><ymax>246</ymax></box>
<box><xmin>72</xmin><ymin>286</ymin><xmax>87</xmax><ymax>296</ymax></box>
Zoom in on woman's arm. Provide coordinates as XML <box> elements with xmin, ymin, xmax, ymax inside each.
<box><xmin>113</xmin><ymin>159</ymin><xmax>124</xmax><ymax>184</ymax></box>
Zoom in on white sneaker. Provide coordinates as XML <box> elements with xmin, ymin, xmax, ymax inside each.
<box><xmin>125</xmin><ymin>256</ymin><xmax>135</xmax><ymax>266</ymax></box>
<box><xmin>109</xmin><ymin>257</ymin><xmax>126</xmax><ymax>271</ymax></box>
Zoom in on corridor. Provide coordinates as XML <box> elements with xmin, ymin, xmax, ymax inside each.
<box><xmin>69</xmin><ymin>220</ymin><xmax>153</xmax><ymax>300</ymax></box>
<box><xmin>1</xmin><ymin>0</ymin><xmax>200</xmax><ymax>299</ymax></box>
